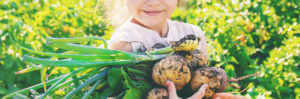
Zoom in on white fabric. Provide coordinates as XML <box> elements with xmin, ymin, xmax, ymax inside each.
<box><xmin>106</xmin><ymin>20</ymin><xmax>207</xmax><ymax>54</ymax></box>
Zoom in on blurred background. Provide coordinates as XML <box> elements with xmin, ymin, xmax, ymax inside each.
<box><xmin>0</xmin><ymin>0</ymin><xmax>299</xmax><ymax>98</ymax></box>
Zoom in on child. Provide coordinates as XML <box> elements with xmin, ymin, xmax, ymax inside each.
<box><xmin>105</xmin><ymin>0</ymin><xmax>207</xmax><ymax>55</ymax></box>
<box><xmin>104</xmin><ymin>0</ymin><xmax>246</xmax><ymax>99</ymax></box>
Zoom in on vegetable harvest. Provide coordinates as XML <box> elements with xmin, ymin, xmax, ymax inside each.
<box><xmin>4</xmin><ymin>34</ymin><xmax>255</xmax><ymax>99</ymax></box>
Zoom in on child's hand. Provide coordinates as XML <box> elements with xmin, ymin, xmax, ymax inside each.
<box><xmin>166</xmin><ymin>80</ymin><xmax>247</xmax><ymax>99</ymax></box>
<box><xmin>166</xmin><ymin>80</ymin><xmax>207</xmax><ymax>99</ymax></box>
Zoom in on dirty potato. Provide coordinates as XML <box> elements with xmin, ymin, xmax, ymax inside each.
<box><xmin>152</xmin><ymin>55</ymin><xmax>191</xmax><ymax>90</ymax></box>
<box><xmin>190</xmin><ymin>67</ymin><xmax>222</xmax><ymax>98</ymax></box>
<box><xmin>147</xmin><ymin>88</ymin><xmax>168</xmax><ymax>99</ymax></box>
<box><xmin>182</xmin><ymin>49</ymin><xmax>209</xmax><ymax>70</ymax></box>
<box><xmin>211</xmin><ymin>67</ymin><xmax>227</xmax><ymax>92</ymax></box>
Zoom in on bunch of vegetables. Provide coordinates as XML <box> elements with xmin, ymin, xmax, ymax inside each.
<box><xmin>145</xmin><ymin>35</ymin><xmax>226</xmax><ymax>99</ymax></box>
<box><xmin>145</xmin><ymin>35</ymin><xmax>256</xmax><ymax>99</ymax></box>
<box><xmin>3</xmin><ymin>33</ymin><xmax>171</xmax><ymax>99</ymax></box>
<box><xmin>3</xmin><ymin>34</ymin><xmax>254</xmax><ymax>99</ymax></box>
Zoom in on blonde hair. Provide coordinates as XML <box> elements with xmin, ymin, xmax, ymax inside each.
<box><xmin>103</xmin><ymin>0</ymin><xmax>130</xmax><ymax>28</ymax></box>
<box><xmin>103</xmin><ymin>0</ymin><xmax>186</xmax><ymax>28</ymax></box>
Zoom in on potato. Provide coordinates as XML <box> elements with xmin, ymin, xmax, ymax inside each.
<box><xmin>190</xmin><ymin>67</ymin><xmax>222</xmax><ymax>98</ymax></box>
<box><xmin>174</xmin><ymin>49</ymin><xmax>208</xmax><ymax>73</ymax></box>
<box><xmin>182</xmin><ymin>49</ymin><xmax>209</xmax><ymax>70</ymax></box>
<box><xmin>152</xmin><ymin>55</ymin><xmax>191</xmax><ymax>90</ymax></box>
<box><xmin>146</xmin><ymin>88</ymin><xmax>168</xmax><ymax>99</ymax></box>
<box><xmin>211</xmin><ymin>67</ymin><xmax>227</xmax><ymax>92</ymax></box>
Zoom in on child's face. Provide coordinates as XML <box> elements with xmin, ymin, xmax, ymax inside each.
<box><xmin>127</xmin><ymin>0</ymin><xmax>177</xmax><ymax>27</ymax></box>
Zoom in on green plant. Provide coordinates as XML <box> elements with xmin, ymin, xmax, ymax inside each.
<box><xmin>1</xmin><ymin>0</ymin><xmax>298</xmax><ymax>98</ymax></box>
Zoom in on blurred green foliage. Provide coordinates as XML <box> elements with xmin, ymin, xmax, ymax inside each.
<box><xmin>172</xmin><ymin>0</ymin><xmax>299</xmax><ymax>98</ymax></box>
<box><xmin>0</xmin><ymin>0</ymin><xmax>113</xmax><ymax>98</ymax></box>
<box><xmin>0</xmin><ymin>0</ymin><xmax>299</xmax><ymax>99</ymax></box>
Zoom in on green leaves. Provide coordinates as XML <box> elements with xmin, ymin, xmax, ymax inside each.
<box><xmin>120</xmin><ymin>67</ymin><xmax>144</xmax><ymax>99</ymax></box>
<box><xmin>2</xmin><ymin>75</ymin><xmax>63</xmax><ymax>99</ymax></box>
<box><xmin>171</xmin><ymin>0</ymin><xmax>299</xmax><ymax>98</ymax></box>
<box><xmin>108</xmin><ymin>68</ymin><xmax>123</xmax><ymax>90</ymax></box>
<box><xmin>106</xmin><ymin>67</ymin><xmax>151</xmax><ymax>99</ymax></box>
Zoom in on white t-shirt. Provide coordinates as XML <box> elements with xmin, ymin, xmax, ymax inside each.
<box><xmin>107</xmin><ymin>20</ymin><xmax>208</xmax><ymax>56</ymax></box>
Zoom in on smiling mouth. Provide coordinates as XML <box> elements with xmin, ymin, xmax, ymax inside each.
<box><xmin>143</xmin><ymin>10</ymin><xmax>163</xmax><ymax>16</ymax></box>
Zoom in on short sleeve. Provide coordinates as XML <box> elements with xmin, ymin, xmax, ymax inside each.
<box><xmin>98</xmin><ymin>31</ymin><xmax>130</xmax><ymax>49</ymax></box>
<box><xmin>107</xmin><ymin>31</ymin><xmax>130</xmax><ymax>45</ymax></box>
<box><xmin>104</xmin><ymin>31</ymin><xmax>146</xmax><ymax>52</ymax></box>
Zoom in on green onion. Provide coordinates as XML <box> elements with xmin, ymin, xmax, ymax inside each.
<box><xmin>64</xmin><ymin>69</ymin><xmax>110</xmax><ymax>99</ymax></box>
<box><xmin>46</xmin><ymin>37</ymin><xmax>108</xmax><ymax>49</ymax></box>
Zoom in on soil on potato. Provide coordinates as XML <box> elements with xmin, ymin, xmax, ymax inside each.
<box><xmin>175</xmin><ymin>49</ymin><xmax>209</xmax><ymax>72</ymax></box>
<box><xmin>147</xmin><ymin>88</ymin><xmax>169</xmax><ymax>99</ymax></box>
<box><xmin>152</xmin><ymin>55</ymin><xmax>191</xmax><ymax>90</ymax></box>
<box><xmin>190</xmin><ymin>67</ymin><xmax>222</xmax><ymax>99</ymax></box>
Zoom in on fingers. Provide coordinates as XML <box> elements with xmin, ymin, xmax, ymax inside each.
<box><xmin>212</xmin><ymin>93</ymin><xmax>247</xmax><ymax>99</ymax></box>
<box><xmin>188</xmin><ymin>84</ymin><xmax>208</xmax><ymax>99</ymax></box>
<box><xmin>197</xmin><ymin>84</ymin><xmax>208</xmax><ymax>94</ymax></box>
<box><xmin>166</xmin><ymin>80</ymin><xmax>179</xmax><ymax>99</ymax></box>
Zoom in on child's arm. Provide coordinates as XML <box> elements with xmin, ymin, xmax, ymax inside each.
<box><xmin>109</xmin><ymin>41</ymin><xmax>133</xmax><ymax>52</ymax></box>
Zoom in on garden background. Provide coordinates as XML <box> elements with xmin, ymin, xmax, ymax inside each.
<box><xmin>0</xmin><ymin>0</ymin><xmax>299</xmax><ymax>99</ymax></box>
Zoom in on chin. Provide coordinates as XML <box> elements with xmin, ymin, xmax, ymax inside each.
<box><xmin>132</xmin><ymin>17</ymin><xmax>167</xmax><ymax>28</ymax></box>
<box><xmin>141</xmin><ymin>19</ymin><xmax>166</xmax><ymax>27</ymax></box>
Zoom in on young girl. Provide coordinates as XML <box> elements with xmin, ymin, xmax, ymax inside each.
<box><xmin>104</xmin><ymin>0</ymin><xmax>246</xmax><ymax>99</ymax></box>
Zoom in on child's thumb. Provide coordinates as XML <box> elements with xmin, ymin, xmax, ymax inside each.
<box><xmin>166</xmin><ymin>80</ymin><xmax>178</xmax><ymax>99</ymax></box>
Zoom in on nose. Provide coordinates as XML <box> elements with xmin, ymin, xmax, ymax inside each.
<box><xmin>146</xmin><ymin>0</ymin><xmax>160</xmax><ymax>6</ymax></box>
